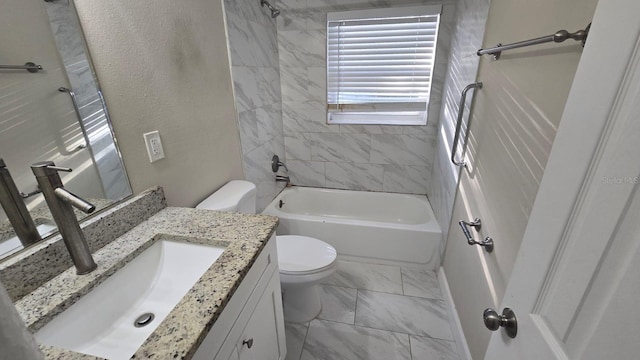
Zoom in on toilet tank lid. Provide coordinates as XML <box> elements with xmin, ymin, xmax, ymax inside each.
<box><xmin>196</xmin><ymin>180</ymin><xmax>256</xmax><ymax>211</ymax></box>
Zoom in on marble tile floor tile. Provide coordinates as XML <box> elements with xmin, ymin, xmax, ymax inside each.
<box><xmin>317</xmin><ymin>284</ymin><xmax>357</xmax><ymax>324</ymax></box>
<box><xmin>301</xmin><ymin>319</ymin><xmax>411</xmax><ymax>360</ymax></box>
<box><xmin>285</xmin><ymin>321</ymin><xmax>310</xmax><ymax>360</ymax></box>
<box><xmin>410</xmin><ymin>335</ymin><xmax>460</xmax><ymax>360</ymax></box>
<box><xmin>322</xmin><ymin>261</ymin><xmax>403</xmax><ymax>294</ymax></box>
<box><xmin>285</xmin><ymin>261</ymin><xmax>461</xmax><ymax>360</ymax></box>
<box><xmin>356</xmin><ymin>290</ymin><xmax>454</xmax><ymax>341</ymax></box>
<box><xmin>401</xmin><ymin>268</ymin><xmax>443</xmax><ymax>300</ymax></box>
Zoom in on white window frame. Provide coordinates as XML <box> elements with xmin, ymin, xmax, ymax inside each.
<box><xmin>326</xmin><ymin>5</ymin><xmax>442</xmax><ymax>126</ymax></box>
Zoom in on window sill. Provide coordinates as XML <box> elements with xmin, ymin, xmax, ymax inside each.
<box><xmin>327</xmin><ymin>111</ymin><xmax>427</xmax><ymax>126</ymax></box>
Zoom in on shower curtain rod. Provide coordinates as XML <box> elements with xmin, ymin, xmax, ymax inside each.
<box><xmin>477</xmin><ymin>23</ymin><xmax>590</xmax><ymax>60</ymax></box>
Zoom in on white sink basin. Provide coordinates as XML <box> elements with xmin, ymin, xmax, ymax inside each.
<box><xmin>35</xmin><ymin>239</ymin><xmax>226</xmax><ymax>359</ymax></box>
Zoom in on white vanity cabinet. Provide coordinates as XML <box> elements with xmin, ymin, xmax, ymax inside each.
<box><xmin>192</xmin><ymin>235</ymin><xmax>286</xmax><ymax>360</ymax></box>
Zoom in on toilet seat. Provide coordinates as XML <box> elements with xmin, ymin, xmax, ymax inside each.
<box><xmin>276</xmin><ymin>235</ymin><xmax>337</xmax><ymax>275</ymax></box>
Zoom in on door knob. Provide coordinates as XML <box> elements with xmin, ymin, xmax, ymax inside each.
<box><xmin>242</xmin><ymin>338</ymin><xmax>254</xmax><ymax>348</ymax></box>
<box><xmin>483</xmin><ymin>307</ymin><xmax>517</xmax><ymax>338</ymax></box>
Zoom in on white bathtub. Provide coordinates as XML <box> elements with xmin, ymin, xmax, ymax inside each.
<box><xmin>262</xmin><ymin>187</ymin><xmax>442</xmax><ymax>267</ymax></box>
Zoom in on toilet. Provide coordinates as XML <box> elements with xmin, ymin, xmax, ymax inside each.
<box><xmin>196</xmin><ymin>180</ymin><xmax>337</xmax><ymax>323</ymax></box>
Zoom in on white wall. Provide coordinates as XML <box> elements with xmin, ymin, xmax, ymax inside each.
<box><xmin>427</xmin><ymin>0</ymin><xmax>491</xmax><ymax>254</ymax></box>
<box><xmin>223</xmin><ymin>0</ymin><xmax>286</xmax><ymax>211</ymax></box>
<box><xmin>277</xmin><ymin>0</ymin><xmax>454</xmax><ymax>194</ymax></box>
<box><xmin>442</xmin><ymin>0</ymin><xmax>598</xmax><ymax>358</ymax></box>
<box><xmin>74</xmin><ymin>0</ymin><xmax>244</xmax><ymax>207</ymax></box>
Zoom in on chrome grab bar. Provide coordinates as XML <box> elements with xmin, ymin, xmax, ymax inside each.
<box><xmin>58</xmin><ymin>87</ymin><xmax>89</xmax><ymax>154</ymax></box>
<box><xmin>459</xmin><ymin>218</ymin><xmax>494</xmax><ymax>253</ymax></box>
<box><xmin>451</xmin><ymin>82</ymin><xmax>483</xmax><ymax>167</ymax></box>
<box><xmin>0</xmin><ymin>62</ymin><xmax>43</xmax><ymax>73</ymax></box>
<box><xmin>477</xmin><ymin>24</ymin><xmax>590</xmax><ymax>60</ymax></box>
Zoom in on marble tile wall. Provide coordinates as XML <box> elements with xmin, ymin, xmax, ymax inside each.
<box><xmin>44</xmin><ymin>1</ymin><xmax>130</xmax><ymax>200</ymax></box>
<box><xmin>224</xmin><ymin>0</ymin><xmax>286</xmax><ymax>212</ymax></box>
<box><xmin>426</xmin><ymin>0</ymin><xmax>491</xmax><ymax>247</ymax></box>
<box><xmin>276</xmin><ymin>0</ymin><xmax>455</xmax><ymax>194</ymax></box>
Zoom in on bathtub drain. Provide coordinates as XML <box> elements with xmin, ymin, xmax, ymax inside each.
<box><xmin>134</xmin><ymin>312</ymin><xmax>155</xmax><ymax>328</ymax></box>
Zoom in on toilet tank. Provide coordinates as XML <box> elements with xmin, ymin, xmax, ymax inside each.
<box><xmin>196</xmin><ymin>180</ymin><xmax>256</xmax><ymax>214</ymax></box>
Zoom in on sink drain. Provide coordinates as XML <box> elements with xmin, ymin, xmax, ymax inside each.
<box><xmin>134</xmin><ymin>312</ymin><xmax>155</xmax><ymax>328</ymax></box>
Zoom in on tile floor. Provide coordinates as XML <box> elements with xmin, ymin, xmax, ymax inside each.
<box><xmin>284</xmin><ymin>261</ymin><xmax>461</xmax><ymax>360</ymax></box>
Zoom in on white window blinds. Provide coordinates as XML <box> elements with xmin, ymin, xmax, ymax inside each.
<box><xmin>327</xmin><ymin>5</ymin><xmax>441</xmax><ymax>125</ymax></box>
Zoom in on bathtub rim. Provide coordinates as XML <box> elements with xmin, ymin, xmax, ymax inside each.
<box><xmin>263</xmin><ymin>186</ymin><xmax>441</xmax><ymax>236</ymax></box>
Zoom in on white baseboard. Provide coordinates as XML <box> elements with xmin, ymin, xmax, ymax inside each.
<box><xmin>438</xmin><ymin>267</ymin><xmax>472</xmax><ymax>360</ymax></box>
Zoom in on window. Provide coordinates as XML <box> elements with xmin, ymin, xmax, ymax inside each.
<box><xmin>326</xmin><ymin>5</ymin><xmax>441</xmax><ymax>125</ymax></box>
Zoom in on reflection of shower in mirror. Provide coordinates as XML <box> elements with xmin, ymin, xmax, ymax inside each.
<box><xmin>0</xmin><ymin>0</ymin><xmax>132</xmax><ymax>260</ymax></box>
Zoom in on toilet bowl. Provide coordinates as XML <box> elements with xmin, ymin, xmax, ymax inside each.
<box><xmin>277</xmin><ymin>235</ymin><xmax>337</xmax><ymax>322</ymax></box>
<box><xmin>196</xmin><ymin>180</ymin><xmax>337</xmax><ymax>323</ymax></box>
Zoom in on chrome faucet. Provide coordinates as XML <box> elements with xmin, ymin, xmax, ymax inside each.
<box><xmin>0</xmin><ymin>159</ymin><xmax>42</xmax><ymax>247</ymax></box>
<box><xmin>31</xmin><ymin>161</ymin><xmax>97</xmax><ymax>274</ymax></box>
<box><xmin>275</xmin><ymin>175</ymin><xmax>290</xmax><ymax>185</ymax></box>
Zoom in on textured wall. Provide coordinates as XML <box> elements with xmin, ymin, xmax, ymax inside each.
<box><xmin>427</xmin><ymin>0</ymin><xmax>491</xmax><ymax>255</ymax></box>
<box><xmin>442</xmin><ymin>0</ymin><xmax>598</xmax><ymax>358</ymax></box>
<box><xmin>74</xmin><ymin>0</ymin><xmax>244</xmax><ymax>207</ymax></box>
<box><xmin>224</xmin><ymin>0</ymin><xmax>286</xmax><ymax>212</ymax></box>
<box><xmin>277</xmin><ymin>0</ymin><xmax>454</xmax><ymax>194</ymax></box>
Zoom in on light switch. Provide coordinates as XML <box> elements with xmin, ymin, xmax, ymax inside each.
<box><xmin>143</xmin><ymin>131</ymin><xmax>165</xmax><ymax>163</ymax></box>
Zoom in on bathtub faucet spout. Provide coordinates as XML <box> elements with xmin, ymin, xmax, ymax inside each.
<box><xmin>276</xmin><ymin>175</ymin><xmax>290</xmax><ymax>185</ymax></box>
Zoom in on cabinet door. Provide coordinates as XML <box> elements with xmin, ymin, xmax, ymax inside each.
<box><xmin>236</xmin><ymin>271</ymin><xmax>286</xmax><ymax>360</ymax></box>
<box><xmin>227</xmin><ymin>348</ymin><xmax>239</xmax><ymax>360</ymax></box>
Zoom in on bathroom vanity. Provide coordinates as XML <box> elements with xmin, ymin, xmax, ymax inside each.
<box><xmin>192</xmin><ymin>235</ymin><xmax>285</xmax><ymax>360</ymax></box>
<box><xmin>0</xmin><ymin>188</ymin><xmax>286</xmax><ymax>359</ymax></box>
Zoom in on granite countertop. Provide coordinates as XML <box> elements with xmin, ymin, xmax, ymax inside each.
<box><xmin>14</xmin><ymin>207</ymin><xmax>278</xmax><ymax>359</ymax></box>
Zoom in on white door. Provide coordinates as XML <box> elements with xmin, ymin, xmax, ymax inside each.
<box><xmin>485</xmin><ymin>0</ymin><xmax>640</xmax><ymax>358</ymax></box>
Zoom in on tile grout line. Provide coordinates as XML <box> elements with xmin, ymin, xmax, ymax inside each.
<box><xmin>317</xmin><ymin>316</ymin><xmax>456</xmax><ymax>344</ymax></box>
<box><xmin>408</xmin><ymin>334</ymin><xmax>413</xmax><ymax>360</ymax></box>
<box><xmin>359</xmin><ymin>288</ymin><xmax>446</xmax><ymax>302</ymax></box>
<box><xmin>297</xmin><ymin>321</ymin><xmax>311</xmax><ymax>360</ymax></box>
<box><xmin>352</xmin><ymin>321</ymin><xmax>455</xmax><ymax>343</ymax></box>
<box><xmin>354</xmin><ymin>288</ymin><xmax>359</xmax><ymax>325</ymax></box>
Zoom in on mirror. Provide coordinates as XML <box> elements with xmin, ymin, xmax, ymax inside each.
<box><xmin>0</xmin><ymin>0</ymin><xmax>132</xmax><ymax>259</ymax></box>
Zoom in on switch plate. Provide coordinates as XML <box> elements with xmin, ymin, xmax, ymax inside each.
<box><xmin>143</xmin><ymin>131</ymin><xmax>165</xmax><ymax>163</ymax></box>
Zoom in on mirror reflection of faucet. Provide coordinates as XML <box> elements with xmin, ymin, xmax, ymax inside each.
<box><xmin>0</xmin><ymin>159</ymin><xmax>42</xmax><ymax>247</ymax></box>
<box><xmin>31</xmin><ymin>161</ymin><xmax>97</xmax><ymax>274</ymax></box>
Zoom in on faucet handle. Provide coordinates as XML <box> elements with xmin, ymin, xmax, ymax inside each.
<box><xmin>46</xmin><ymin>165</ymin><xmax>72</xmax><ymax>173</ymax></box>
